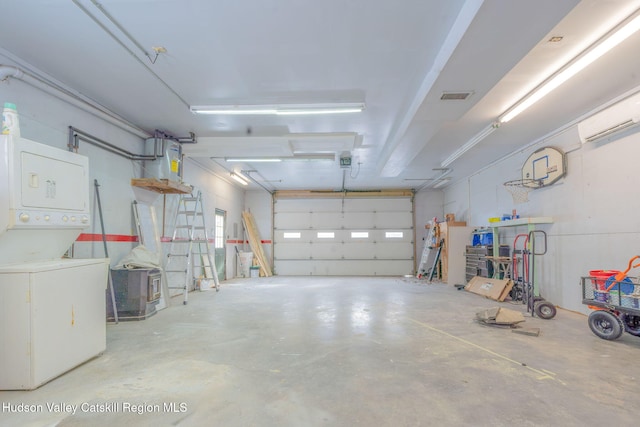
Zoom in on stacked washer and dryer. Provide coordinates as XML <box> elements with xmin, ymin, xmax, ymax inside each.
<box><xmin>0</xmin><ymin>134</ymin><xmax>109</xmax><ymax>390</ymax></box>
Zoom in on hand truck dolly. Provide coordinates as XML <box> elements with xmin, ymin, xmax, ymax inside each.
<box><xmin>511</xmin><ymin>230</ymin><xmax>557</xmax><ymax>319</ymax></box>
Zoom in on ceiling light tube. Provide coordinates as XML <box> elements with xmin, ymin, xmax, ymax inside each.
<box><xmin>440</xmin><ymin>123</ymin><xmax>498</xmax><ymax>168</ymax></box>
<box><xmin>499</xmin><ymin>12</ymin><xmax>640</xmax><ymax>124</ymax></box>
<box><xmin>230</xmin><ymin>172</ymin><xmax>249</xmax><ymax>185</ymax></box>
<box><xmin>432</xmin><ymin>178</ymin><xmax>452</xmax><ymax>189</ymax></box>
<box><xmin>287</xmin><ymin>154</ymin><xmax>335</xmax><ymax>161</ymax></box>
<box><xmin>225</xmin><ymin>157</ymin><xmax>283</xmax><ymax>162</ymax></box>
<box><xmin>224</xmin><ymin>155</ymin><xmax>335</xmax><ymax>162</ymax></box>
<box><xmin>190</xmin><ymin>102</ymin><xmax>364</xmax><ymax>115</ymax></box>
<box><xmin>192</xmin><ymin>107</ymin><xmax>277</xmax><ymax>115</ymax></box>
<box><xmin>276</xmin><ymin>107</ymin><xmax>364</xmax><ymax>115</ymax></box>
<box><xmin>419</xmin><ymin>168</ymin><xmax>452</xmax><ymax>190</ymax></box>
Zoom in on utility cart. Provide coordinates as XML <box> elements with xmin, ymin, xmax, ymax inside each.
<box><xmin>581</xmin><ymin>256</ymin><xmax>640</xmax><ymax>340</ymax></box>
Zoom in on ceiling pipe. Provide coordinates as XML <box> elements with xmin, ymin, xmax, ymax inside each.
<box><xmin>68</xmin><ymin>126</ymin><xmax>158</xmax><ymax>160</ymax></box>
<box><xmin>0</xmin><ymin>65</ymin><xmax>23</xmax><ymax>81</ymax></box>
<box><xmin>72</xmin><ymin>0</ymin><xmax>190</xmax><ymax>109</ymax></box>
<box><xmin>241</xmin><ymin>170</ymin><xmax>275</xmax><ymax>194</ymax></box>
<box><xmin>0</xmin><ymin>64</ymin><xmax>150</xmax><ymax>139</ymax></box>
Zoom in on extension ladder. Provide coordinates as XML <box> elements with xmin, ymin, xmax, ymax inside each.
<box><xmin>417</xmin><ymin>217</ymin><xmax>439</xmax><ymax>279</ymax></box>
<box><xmin>165</xmin><ymin>191</ymin><xmax>219</xmax><ymax>304</ymax></box>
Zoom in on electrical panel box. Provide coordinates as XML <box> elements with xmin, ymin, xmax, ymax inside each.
<box><xmin>340</xmin><ymin>154</ymin><xmax>352</xmax><ymax>168</ymax></box>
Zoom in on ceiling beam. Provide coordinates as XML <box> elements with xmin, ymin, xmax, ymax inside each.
<box><xmin>274</xmin><ymin>189</ymin><xmax>414</xmax><ymax>199</ymax></box>
<box><xmin>376</xmin><ymin>0</ymin><xmax>484</xmax><ymax>177</ymax></box>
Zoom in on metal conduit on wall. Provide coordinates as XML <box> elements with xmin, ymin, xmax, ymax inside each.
<box><xmin>0</xmin><ymin>64</ymin><xmax>196</xmax><ymax>178</ymax></box>
<box><xmin>0</xmin><ymin>64</ymin><xmax>151</xmax><ymax>139</ymax></box>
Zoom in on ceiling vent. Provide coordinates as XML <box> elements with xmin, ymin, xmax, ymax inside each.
<box><xmin>578</xmin><ymin>92</ymin><xmax>640</xmax><ymax>143</ymax></box>
<box><xmin>440</xmin><ymin>91</ymin><xmax>473</xmax><ymax>101</ymax></box>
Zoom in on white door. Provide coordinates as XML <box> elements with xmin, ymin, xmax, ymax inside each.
<box><xmin>273</xmin><ymin>197</ymin><xmax>414</xmax><ymax>276</ymax></box>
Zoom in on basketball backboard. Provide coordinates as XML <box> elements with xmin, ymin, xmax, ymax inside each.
<box><xmin>521</xmin><ymin>146</ymin><xmax>566</xmax><ymax>187</ymax></box>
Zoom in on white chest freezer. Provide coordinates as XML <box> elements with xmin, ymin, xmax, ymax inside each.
<box><xmin>0</xmin><ymin>258</ymin><xmax>108</xmax><ymax>390</ymax></box>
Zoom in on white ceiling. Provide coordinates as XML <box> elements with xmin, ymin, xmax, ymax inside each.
<box><xmin>1</xmin><ymin>0</ymin><xmax>640</xmax><ymax>191</ymax></box>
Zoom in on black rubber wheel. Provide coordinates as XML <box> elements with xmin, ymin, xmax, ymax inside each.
<box><xmin>509</xmin><ymin>285</ymin><xmax>523</xmax><ymax>302</ymax></box>
<box><xmin>621</xmin><ymin>314</ymin><xmax>640</xmax><ymax>337</ymax></box>
<box><xmin>534</xmin><ymin>301</ymin><xmax>557</xmax><ymax>319</ymax></box>
<box><xmin>588</xmin><ymin>310</ymin><xmax>623</xmax><ymax>340</ymax></box>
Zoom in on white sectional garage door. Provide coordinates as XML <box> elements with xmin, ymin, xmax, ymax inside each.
<box><xmin>273</xmin><ymin>196</ymin><xmax>414</xmax><ymax>276</ymax></box>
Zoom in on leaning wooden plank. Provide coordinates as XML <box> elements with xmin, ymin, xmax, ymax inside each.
<box><xmin>247</xmin><ymin>212</ymin><xmax>272</xmax><ymax>276</ymax></box>
<box><xmin>241</xmin><ymin>211</ymin><xmax>272</xmax><ymax>276</ymax></box>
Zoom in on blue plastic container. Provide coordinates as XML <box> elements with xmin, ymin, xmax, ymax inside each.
<box><xmin>604</xmin><ymin>276</ymin><xmax>635</xmax><ymax>295</ymax></box>
<box><xmin>472</xmin><ymin>230</ymin><xmax>493</xmax><ymax>246</ymax></box>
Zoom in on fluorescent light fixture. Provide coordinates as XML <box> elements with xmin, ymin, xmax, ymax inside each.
<box><xmin>230</xmin><ymin>172</ymin><xmax>249</xmax><ymax>185</ymax></box>
<box><xmin>277</xmin><ymin>106</ymin><xmax>364</xmax><ymax>115</ymax></box>
<box><xmin>224</xmin><ymin>154</ymin><xmax>334</xmax><ymax>162</ymax></box>
<box><xmin>225</xmin><ymin>157</ymin><xmax>283</xmax><ymax>162</ymax></box>
<box><xmin>440</xmin><ymin>124</ymin><xmax>498</xmax><ymax>168</ymax></box>
<box><xmin>499</xmin><ymin>12</ymin><xmax>640</xmax><ymax>123</ymax></box>
<box><xmin>286</xmin><ymin>154</ymin><xmax>335</xmax><ymax>161</ymax></box>
<box><xmin>190</xmin><ymin>102</ymin><xmax>365</xmax><ymax>115</ymax></box>
<box><xmin>432</xmin><ymin>178</ymin><xmax>452</xmax><ymax>189</ymax></box>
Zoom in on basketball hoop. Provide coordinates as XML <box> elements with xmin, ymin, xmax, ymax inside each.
<box><xmin>503</xmin><ymin>179</ymin><xmax>543</xmax><ymax>204</ymax></box>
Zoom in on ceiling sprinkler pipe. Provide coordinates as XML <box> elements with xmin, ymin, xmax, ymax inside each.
<box><xmin>0</xmin><ymin>65</ymin><xmax>23</xmax><ymax>81</ymax></box>
<box><xmin>0</xmin><ymin>64</ymin><xmax>150</xmax><ymax>139</ymax></box>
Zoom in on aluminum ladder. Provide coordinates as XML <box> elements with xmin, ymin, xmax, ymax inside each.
<box><xmin>416</xmin><ymin>217</ymin><xmax>439</xmax><ymax>279</ymax></box>
<box><xmin>165</xmin><ymin>191</ymin><xmax>219</xmax><ymax>304</ymax></box>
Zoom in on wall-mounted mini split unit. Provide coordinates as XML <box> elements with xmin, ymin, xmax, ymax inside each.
<box><xmin>578</xmin><ymin>91</ymin><xmax>640</xmax><ymax>143</ymax></box>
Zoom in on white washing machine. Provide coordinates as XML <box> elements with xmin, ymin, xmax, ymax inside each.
<box><xmin>0</xmin><ymin>135</ymin><xmax>108</xmax><ymax>390</ymax></box>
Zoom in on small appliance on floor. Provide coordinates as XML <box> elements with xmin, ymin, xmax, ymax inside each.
<box><xmin>107</xmin><ymin>268</ymin><xmax>161</xmax><ymax>321</ymax></box>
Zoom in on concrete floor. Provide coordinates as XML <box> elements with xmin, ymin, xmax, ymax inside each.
<box><xmin>1</xmin><ymin>276</ymin><xmax>639</xmax><ymax>427</ymax></box>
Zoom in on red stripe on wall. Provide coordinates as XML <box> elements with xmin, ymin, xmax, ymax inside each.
<box><xmin>159</xmin><ymin>237</ymin><xmax>215</xmax><ymax>243</ymax></box>
<box><xmin>76</xmin><ymin>233</ymin><xmax>139</xmax><ymax>242</ymax></box>
<box><xmin>226</xmin><ymin>239</ymin><xmax>272</xmax><ymax>244</ymax></box>
<box><xmin>76</xmin><ymin>235</ymin><xmax>269</xmax><ymax>245</ymax></box>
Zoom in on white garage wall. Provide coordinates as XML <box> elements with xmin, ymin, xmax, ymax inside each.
<box><xmin>0</xmin><ymin>70</ymin><xmax>142</xmax><ymax>266</ymax></box>
<box><xmin>441</xmin><ymin>118</ymin><xmax>640</xmax><ymax>314</ymax></box>
<box><xmin>0</xmin><ymin>59</ymin><xmax>245</xmax><ymax>276</ymax></box>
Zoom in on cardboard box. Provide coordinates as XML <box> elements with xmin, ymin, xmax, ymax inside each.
<box><xmin>465</xmin><ymin>276</ymin><xmax>514</xmax><ymax>302</ymax></box>
<box><xmin>476</xmin><ymin>307</ymin><xmax>525</xmax><ymax>325</ymax></box>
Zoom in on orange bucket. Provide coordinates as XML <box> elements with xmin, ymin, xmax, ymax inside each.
<box><xmin>589</xmin><ymin>270</ymin><xmax>621</xmax><ymax>291</ymax></box>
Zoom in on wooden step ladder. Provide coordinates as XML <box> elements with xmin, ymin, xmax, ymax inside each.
<box><xmin>165</xmin><ymin>191</ymin><xmax>219</xmax><ymax>304</ymax></box>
